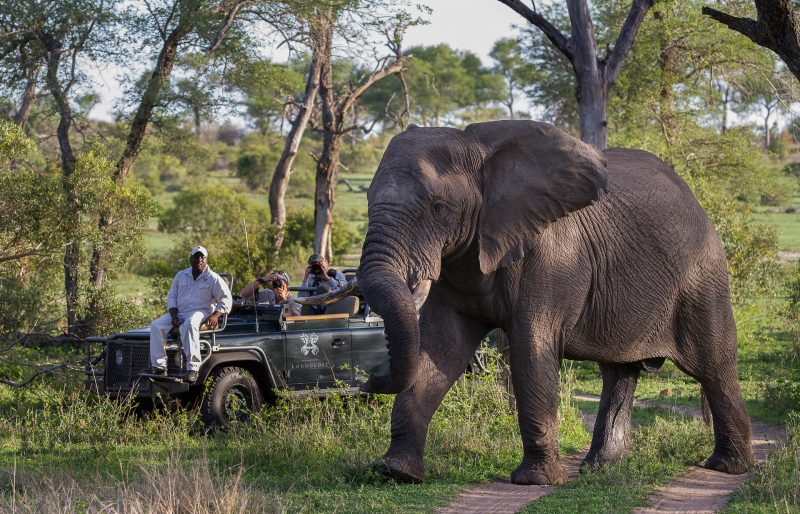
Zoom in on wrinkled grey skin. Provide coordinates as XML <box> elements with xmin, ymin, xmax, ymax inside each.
<box><xmin>357</xmin><ymin>120</ymin><xmax>753</xmax><ymax>486</ymax></box>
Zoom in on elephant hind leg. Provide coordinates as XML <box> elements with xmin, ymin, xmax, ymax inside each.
<box><xmin>672</xmin><ymin>294</ymin><xmax>753</xmax><ymax>474</ymax></box>
<box><xmin>581</xmin><ymin>362</ymin><xmax>640</xmax><ymax>471</ymax></box>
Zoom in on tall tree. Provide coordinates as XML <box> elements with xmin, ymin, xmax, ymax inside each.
<box><xmin>88</xmin><ymin>0</ymin><xmax>249</xmax><ymax>301</ymax></box>
<box><xmin>268</xmin><ymin>5</ymin><xmax>332</xmax><ymax>256</ymax></box>
<box><xmin>313</xmin><ymin>36</ymin><xmax>408</xmax><ymax>260</ymax></box>
<box><xmin>703</xmin><ymin>1</ymin><xmax>800</xmax><ymax>82</ymax></box>
<box><xmin>497</xmin><ymin>0</ymin><xmax>655</xmax><ymax>148</ymax></box>
<box><xmin>490</xmin><ymin>38</ymin><xmax>533</xmax><ymax>118</ymax></box>
<box><xmin>1</xmin><ymin>0</ymin><xmax>119</xmax><ymax>334</ymax></box>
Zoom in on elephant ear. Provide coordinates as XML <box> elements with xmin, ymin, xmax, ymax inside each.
<box><xmin>465</xmin><ymin>120</ymin><xmax>608</xmax><ymax>274</ymax></box>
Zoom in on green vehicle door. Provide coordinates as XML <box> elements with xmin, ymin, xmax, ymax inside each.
<box><xmin>283</xmin><ymin>318</ymin><xmax>353</xmax><ymax>387</ymax></box>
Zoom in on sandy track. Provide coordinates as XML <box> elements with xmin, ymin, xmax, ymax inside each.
<box><xmin>435</xmin><ymin>412</ymin><xmax>596</xmax><ymax>514</ymax></box>
<box><xmin>437</xmin><ymin>395</ymin><xmax>785</xmax><ymax>514</ymax></box>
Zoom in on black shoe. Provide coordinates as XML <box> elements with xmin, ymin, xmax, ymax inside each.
<box><xmin>151</xmin><ymin>367</ymin><xmax>167</xmax><ymax>376</ymax></box>
<box><xmin>185</xmin><ymin>370</ymin><xmax>198</xmax><ymax>383</ymax></box>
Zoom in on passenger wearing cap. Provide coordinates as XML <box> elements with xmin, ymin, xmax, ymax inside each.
<box><xmin>149</xmin><ymin>245</ymin><xmax>232</xmax><ymax>382</ymax></box>
<box><xmin>301</xmin><ymin>253</ymin><xmax>347</xmax><ymax>296</ymax></box>
<box><xmin>238</xmin><ymin>271</ymin><xmax>301</xmax><ymax>316</ymax></box>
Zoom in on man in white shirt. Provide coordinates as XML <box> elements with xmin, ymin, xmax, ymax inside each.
<box><xmin>150</xmin><ymin>245</ymin><xmax>232</xmax><ymax>382</ymax></box>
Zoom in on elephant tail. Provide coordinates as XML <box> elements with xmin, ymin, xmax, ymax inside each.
<box><xmin>700</xmin><ymin>387</ymin><xmax>712</xmax><ymax>425</ymax></box>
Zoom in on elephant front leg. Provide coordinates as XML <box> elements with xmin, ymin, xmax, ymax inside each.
<box><xmin>581</xmin><ymin>363</ymin><xmax>640</xmax><ymax>470</ymax></box>
<box><xmin>511</xmin><ymin>336</ymin><xmax>567</xmax><ymax>485</ymax></box>
<box><xmin>379</xmin><ymin>301</ymin><xmax>489</xmax><ymax>483</ymax></box>
<box><xmin>510</xmin><ymin>339</ymin><xmax>567</xmax><ymax>485</ymax></box>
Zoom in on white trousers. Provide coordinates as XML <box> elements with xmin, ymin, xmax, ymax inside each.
<box><xmin>150</xmin><ymin>309</ymin><xmax>210</xmax><ymax>371</ymax></box>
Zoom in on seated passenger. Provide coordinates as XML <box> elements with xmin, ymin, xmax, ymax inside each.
<box><xmin>240</xmin><ymin>271</ymin><xmax>301</xmax><ymax>316</ymax></box>
<box><xmin>150</xmin><ymin>245</ymin><xmax>232</xmax><ymax>383</ymax></box>
<box><xmin>301</xmin><ymin>253</ymin><xmax>347</xmax><ymax>314</ymax></box>
<box><xmin>269</xmin><ymin>273</ymin><xmax>302</xmax><ymax>316</ymax></box>
<box><xmin>238</xmin><ymin>270</ymin><xmax>290</xmax><ymax>304</ymax></box>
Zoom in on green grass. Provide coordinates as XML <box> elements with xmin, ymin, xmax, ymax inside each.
<box><xmin>0</xmin><ymin>371</ymin><xmax>588</xmax><ymax>513</ymax></box>
<box><xmin>522</xmin><ymin>406</ymin><xmax>713</xmax><ymax>513</ymax></box>
<box><xmin>726</xmin><ymin>412</ymin><xmax>800</xmax><ymax>513</ymax></box>
<box><xmin>753</xmin><ymin>194</ymin><xmax>800</xmax><ymax>254</ymax></box>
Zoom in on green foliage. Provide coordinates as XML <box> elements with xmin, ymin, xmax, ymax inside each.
<box><xmin>363</xmin><ymin>43</ymin><xmax>505</xmax><ymax>126</ymax></box>
<box><xmin>700</xmin><ymin>193</ymin><xmax>779</xmax><ymax>303</ymax></box>
<box><xmin>235</xmin><ymin>145</ymin><xmax>282</xmax><ymax>191</ymax></box>
<box><xmin>728</xmin><ymin>412</ymin><xmax>800</xmax><ymax>512</ymax></box>
<box><xmin>155</xmin><ymin>184</ymin><xmax>359</xmax><ymax>287</ymax></box>
<box><xmin>788</xmin><ymin>261</ymin><xmax>800</xmax><ymax>318</ymax></box>
<box><xmin>0</xmin><ymin>362</ymin><xmax>588</xmax><ymax>512</ymax></box>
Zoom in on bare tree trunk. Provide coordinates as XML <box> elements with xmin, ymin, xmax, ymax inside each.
<box><xmin>193</xmin><ymin>105</ymin><xmax>202</xmax><ymax>139</ymax></box>
<box><xmin>764</xmin><ymin>106</ymin><xmax>773</xmax><ymax>148</ymax></box>
<box><xmin>43</xmin><ymin>35</ymin><xmax>80</xmax><ymax>335</ymax></box>
<box><xmin>721</xmin><ymin>86</ymin><xmax>730</xmax><ymax>133</ymax></box>
<box><xmin>13</xmin><ymin>75</ymin><xmax>37</xmax><ymax>130</ymax></box>
<box><xmin>497</xmin><ymin>0</ymin><xmax>654</xmax><ymax>149</ymax></box>
<box><xmin>89</xmin><ymin>3</ymin><xmax>243</xmax><ymax>305</ymax></box>
<box><xmin>268</xmin><ymin>29</ymin><xmax>326</xmax><ymax>255</ymax></box>
<box><xmin>576</xmin><ymin>73</ymin><xmax>607</xmax><ymax>148</ymax></box>
<box><xmin>88</xmin><ymin>22</ymin><xmax>191</xmax><ymax>298</ymax></box>
<box><xmin>310</xmin><ymin>15</ymin><xmax>408</xmax><ymax>260</ymax></box>
<box><xmin>314</xmin><ymin>32</ymin><xmax>338</xmax><ymax>261</ymax></box>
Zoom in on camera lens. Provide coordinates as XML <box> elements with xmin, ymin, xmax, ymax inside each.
<box><xmin>311</xmin><ymin>265</ymin><xmax>322</xmax><ymax>275</ymax></box>
<box><xmin>271</xmin><ymin>279</ymin><xmax>283</xmax><ymax>288</ymax></box>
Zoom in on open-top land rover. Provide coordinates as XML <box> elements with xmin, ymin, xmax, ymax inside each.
<box><xmin>87</xmin><ymin>289</ymin><xmax>389</xmax><ymax>429</ymax></box>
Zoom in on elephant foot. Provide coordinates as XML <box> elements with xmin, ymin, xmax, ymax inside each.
<box><xmin>703</xmin><ymin>447</ymin><xmax>751</xmax><ymax>475</ymax></box>
<box><xmin>580</xmin><ymin>445</ymin><xmax>629</xmax><ymax>473</ymax></box>
<box><xmin>511</xmin><ymin>459</ymin><xmax>567</xmax><ymax>485</ymax></box>
<box><xmin>371</xmin><ymin>454</ymin><xmax>425</xmax><ymax>484</ymax></box>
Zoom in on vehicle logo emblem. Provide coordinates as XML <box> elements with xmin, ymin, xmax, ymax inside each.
<box><xmin>300</xmin><ymin>333</ymin><xmax>320</xmax><ymax>356</ymax></box>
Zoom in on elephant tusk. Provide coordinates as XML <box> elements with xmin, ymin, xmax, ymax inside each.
<box><xmin>412</xmin><ymin>280</ymin><xmax>432</xmax><ymax>312</ymax></box>
<box><xmin>294</xmin><ymin>277</ymin><xmax>359</xmax><ymax>306</ymax></box>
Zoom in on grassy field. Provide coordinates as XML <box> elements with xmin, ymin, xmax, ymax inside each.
<box><xmin>0</xmin><ymin>370</ymin><xmax>589</xmax><ymax>513</ymax></box>
<box><xmin>753</xmin><ymin>194</ymin><xmax>800</xmax><ymax>255</ymax></box>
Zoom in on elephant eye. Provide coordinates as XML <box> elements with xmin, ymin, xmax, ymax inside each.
<box><xmin>431</xmin><ymin>200</ymin><xmax>448</xmax><ymax>219</ymax></box>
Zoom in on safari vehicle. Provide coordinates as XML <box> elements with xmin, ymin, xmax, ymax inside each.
<box><xmin>86</xmin><ymin>277</ymin><xmax>388</xmax><ymax>429</ymax></box>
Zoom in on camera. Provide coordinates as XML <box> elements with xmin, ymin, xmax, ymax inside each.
<box><xmin>311</xmin><ymin>264</ymin><xmax>323</xmax><ymax>275</ymax></box>
<box><xmin>271</xmin><ymin>279</ymin><xmax>284</xmax><ymax>288</ymax></box>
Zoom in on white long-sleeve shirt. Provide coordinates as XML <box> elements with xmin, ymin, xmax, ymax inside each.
<box><xmin>166</xmin><ymin>266</ymin><xmax>232</xmax><ymax>315</ymax></box>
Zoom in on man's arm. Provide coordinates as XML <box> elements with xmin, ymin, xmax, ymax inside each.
<box><xmin>239</xmin><ymin>278</ymin><xmax>264</xmax><ymax>302</ymax></box>
<box><xmin>213</xmin><ymin>275</ymin><xmax>233</xmax><ymax>313</ymax></box>
<box><xmin>166</xmin><ymin>272</ymin><xmax>180</xmax><ymax>311</ymax></box>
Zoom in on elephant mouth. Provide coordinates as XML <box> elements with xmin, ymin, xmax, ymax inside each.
<box><xmin>411</xmin><ymin>279</ymin><xmax>432</xmax><ymax>312</ymax></box>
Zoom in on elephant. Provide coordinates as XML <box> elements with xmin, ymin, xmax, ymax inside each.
<box><xmin>323</xmin><ymin>119</ymin><xmax>753</xmax><ymax>485</ymax></box>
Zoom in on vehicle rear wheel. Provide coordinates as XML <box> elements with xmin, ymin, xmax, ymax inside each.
<box><xmin>201</xmin><ymin>367</ymin><xmax>263</xmax><ymax>430</ymax></box>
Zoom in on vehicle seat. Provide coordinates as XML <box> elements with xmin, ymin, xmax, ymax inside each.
<box><xmin>324</xmin><ymin>296</ymin><xmax>360</xmax><ymax>318</ymax></box>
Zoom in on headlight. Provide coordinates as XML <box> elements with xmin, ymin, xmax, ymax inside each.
<box><xmin>115</xmin><ymin>349</ymin><xmax>124</xmax><ymax>366</ymax></box>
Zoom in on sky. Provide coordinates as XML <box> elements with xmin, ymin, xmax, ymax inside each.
<box><xmin>404</xmin><ymin>0</ymin><xmax>525</xmax><ymax>63</ymax></box>
<box><xmin>88</xmin><ymin>0</ymin><xmax>529</xmax><ymax>122</ymax></box>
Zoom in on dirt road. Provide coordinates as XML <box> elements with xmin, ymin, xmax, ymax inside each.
<box><xmin>436</xmin><ymin>396</ymin><xmax>785</xmax><ymax>514</ymax></box>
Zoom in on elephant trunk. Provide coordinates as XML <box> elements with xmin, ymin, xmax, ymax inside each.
<box><xmin>358</xmin><ymin>260</ymin><xmax>420</xmax><ymax>395</ymax></box>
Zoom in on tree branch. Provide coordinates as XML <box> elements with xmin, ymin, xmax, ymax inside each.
<box><xmin>206</xmin><ymin>0</ymin><xmax>250</xmax><ymax>54</ymax></box>
<box><xmin>703</xmin><ymin>0</ymin><xmax>800</xmax><ymax>81</ymax></box>
<box><xmin>701</xmin><ymin>7</ymin><xmax>770</xmax><ymax>47</ymax></box>
<box><xmin>496</xmin><ymin>0</ymin><xmax>573</xmax><ymax>61</ymax></box>
<box><xmin>605</xmin><ymin>0</ymin><xmax>654</xmax><ymax>85</ymax></box>
<box><xmin>338</xmin><ymin>56</ymin><xmax>409</xmax><ymax>120</ymax></box>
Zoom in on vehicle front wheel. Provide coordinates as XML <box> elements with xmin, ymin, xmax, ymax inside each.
<box><xmin>201</xmin><ymin>367</ymin><xmax>263</xmax><ymax>430</ymax></box>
